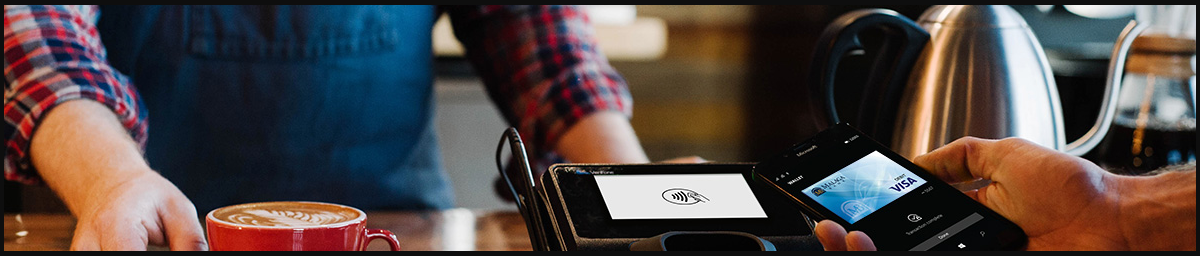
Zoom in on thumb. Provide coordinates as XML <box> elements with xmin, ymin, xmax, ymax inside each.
<box><xmin>912</xmin><ymin>137</ymin><xmax>996</xmax><ymax>184</ymax></box>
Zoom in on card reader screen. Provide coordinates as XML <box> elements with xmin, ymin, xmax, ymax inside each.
<box><xmin>594</xmin><ymin>173</ymin><xmax>769</xmax><ymax>220</ymax></box>
<box><xmin>801</xmin><ymin>151</ymin><xmax>927</xmax><ymax>224</ymax></box>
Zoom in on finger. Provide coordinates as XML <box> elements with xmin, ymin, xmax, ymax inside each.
<box><xmin>911</xmin><ymin>137</ymin><xmax>998</xmax><ymax>183</ymax></box>
<box><xmin>69</xmin><ymin>224</ymin><xmax>101</xmax><ymax>251</ymax></box>
<box><xmin>961</xmin><ymin>189</ymin><xmax>980</xmax><ymax>202</ymax></box>
<box><xmin>660</xmin><ymin>156</ymin><xmax>707</xmax><ymax>163</ymax></box>
<box><xmin>161</xmin><ymin>199</ymin><xmax>209</xmax><ymax>251</ymax></box>
<box><xmin>846</xmin><ymin>231</ymin><xmax>877</xmax><ymax>251</ymax></box>
<box><xmin>814</xmin><ymin>220</ymin><xmax>849</xmax><ymax>251</ymax></box>
<box><xmin>97</xmin><ymin>217</ymin><xmax>150</xmax><ymax>251</ymax></box>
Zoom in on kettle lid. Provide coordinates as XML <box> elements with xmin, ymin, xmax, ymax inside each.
<box><xmin>918</xmin><ymin>5</ymin><xmax>1029</xmax><ymax>28</ymax></box>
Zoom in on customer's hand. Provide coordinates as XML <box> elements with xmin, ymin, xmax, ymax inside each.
<box><xmin>815</xmin><ymin>137</ymin><xmax>1130</xmax><ymax>251</ymax></box>
<box><xmin>814</xmin><ymin>219</ymin><xmax>876</xmax><ymax>251</ymax></box>
<box><xmin>658</xmin><ymin>156</ymin><xmax>708</xmax><ymax>164</ymax></box>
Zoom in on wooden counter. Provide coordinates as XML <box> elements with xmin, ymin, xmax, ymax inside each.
<box><xmin>3</xmin><ymin>209</ymin><xmax>533</xmax><ymax>251</ymax></box>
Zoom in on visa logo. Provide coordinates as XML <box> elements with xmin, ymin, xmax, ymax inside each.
<box><xmin>888</xmin><ymin>177</ymin><xmax>920</xmax><ymax>192</ymax></box>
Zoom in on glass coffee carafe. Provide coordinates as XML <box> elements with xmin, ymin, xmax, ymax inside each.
<box><xmin>1087</xmin><ymin>5</ymin><xmax>1196</xmax><ymax>175</ymax></box>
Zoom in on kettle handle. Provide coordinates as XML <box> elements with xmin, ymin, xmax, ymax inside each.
<box><xmin>1063</xmin><ymin>20</ymin><xmax>1146</xmax><ymax>156</ymax></box>
<box><xmin>808</xmin><ymin>8</ymin><xmax>929</xmax><ymax>146</ymax></box>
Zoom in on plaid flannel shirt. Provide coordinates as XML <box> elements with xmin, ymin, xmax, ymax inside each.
<box><xmin>4</xmin><ymin>5</ymin><xmax>633</xmax><ymax>184</ymax></box>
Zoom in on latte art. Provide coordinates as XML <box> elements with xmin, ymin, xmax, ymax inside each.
<box><xmin>211</xmin><ymin>202</ymin><xmax>361</xmax><ymax>227</ymax></box>
<box><xmin>223</xmin><ymin>209</ymin><xmax>355</xmax><ymax>227</ymax></box>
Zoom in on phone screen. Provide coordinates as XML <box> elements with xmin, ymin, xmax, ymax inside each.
<box><xmin>800</xmin><ymin>151</ymin><xmax>926</xmax><ymax>224</ymax></box>
<box><xmin>754</xmin><ymin>123</ymin><xmax>1026</xmax><ymax>251</ymax></box>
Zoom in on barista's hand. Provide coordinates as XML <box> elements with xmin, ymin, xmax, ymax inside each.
<box><xmin>814</xmin><ymin>137</ymin><xmax>1130</xmax><ymax>251</ymax></box>
<box><xmin>30</xmin><ymin>100</ymin><xmax>208</xmax><ymax>250</ymax></box>
<box><xmin>68</xmin><ymin>170</ymin><xmax>208</xmax><ymax>251</ymax></box>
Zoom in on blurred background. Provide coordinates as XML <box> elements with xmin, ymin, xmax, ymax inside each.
<box><xmin>5</xmin><ymin>5</ymin><xmax>1159</xmax><ymax>212</ymax></box>
<box><xmin>431</xmin><ymin>5</ymin><xmax>1147</xmax><ymax>210</ymax></box>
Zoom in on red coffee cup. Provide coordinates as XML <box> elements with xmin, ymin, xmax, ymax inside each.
<box><xmin>205</xmin><ymin>201</ymin><xmax>401</xmax><ymax>251</ymax></box>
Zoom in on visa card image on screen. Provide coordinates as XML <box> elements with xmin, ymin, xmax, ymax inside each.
<box><xmin>801</xmin><ymin>151</ymin><xmax>925</xmax><ymax>223</ymax></box>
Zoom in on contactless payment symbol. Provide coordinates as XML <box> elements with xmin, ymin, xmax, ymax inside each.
<box><xmin>662</xmin><ymin>188</ymin><xmax>709</xmax><ymax>205</ymax></box>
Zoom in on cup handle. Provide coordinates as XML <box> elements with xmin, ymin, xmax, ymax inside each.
<box><xmin>363</xmin><ymin>229</ymin><xmax>401</xmax><ymax>251</ymax></box>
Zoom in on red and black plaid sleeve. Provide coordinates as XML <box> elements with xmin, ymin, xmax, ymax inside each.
<box><xmin>4</xmin><ymin>5</ymin><xmax>148</xmax><ymax>185</ymax></box>
<box><xmin>443</xmin><ymin>5</ymin><xmax>634</xmax><ymax>169</ymax></box>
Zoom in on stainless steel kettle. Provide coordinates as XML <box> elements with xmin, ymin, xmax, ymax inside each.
<box><xmin>809</xmin><ymin>5</ymin><xmax>1144</xmax><ymax>158</ymax></box>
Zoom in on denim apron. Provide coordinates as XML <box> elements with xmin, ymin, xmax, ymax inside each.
<box><xmin>95</xmin><ymin>5</ymin><xmax>453</xmax><ymax>213</ymax></box>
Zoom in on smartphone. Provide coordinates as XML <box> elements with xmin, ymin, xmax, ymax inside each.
<box><xmin>753</xmin><ymin>123</ymin><xmax>1027</xmax><ymax>251</ymax></box>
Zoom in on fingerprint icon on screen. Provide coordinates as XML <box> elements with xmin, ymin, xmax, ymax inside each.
<box><xmin>662</xmin><ymin>188</ymin><xmax>709</xmax><ymax>205</ymax></box>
